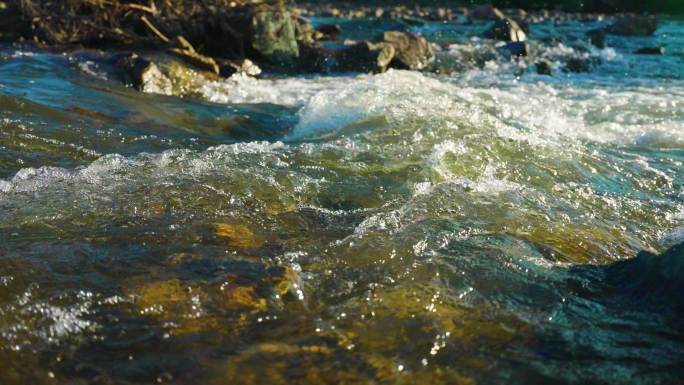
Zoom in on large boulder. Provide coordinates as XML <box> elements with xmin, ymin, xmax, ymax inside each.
<box><xmin>381</xmin><ymin>31</ymin><xmax>434</xmax><ymax>70</ymax></box>
<box><xmin>337</xmin><ymin>41</ymin><xmax>396</xmax><ymax>73</ymax></box>
<box><xmin>606</xmin><ymin>16</ymin><xmax>658</xmax><ymax>36</ymax></box>
<box><xmin>484</xmin><ymin>18</ymin><xmax>526</xmax><ymax>42</ymax></box>
<box><xmin>249</xmin><ymin>8</ymin><xmax>300</xmax><ymax>64</ymax></box>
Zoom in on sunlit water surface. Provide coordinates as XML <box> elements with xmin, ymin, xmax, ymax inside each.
<box><xmin>1</xmin><ymin>16</ymin><xmax>684</xmax><ymax>385</ymax></box>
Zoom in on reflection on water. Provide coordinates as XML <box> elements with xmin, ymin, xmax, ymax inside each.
<box><xmin>1</xmin><ymin>16</ymin><xmax>684</xmax><ymax>385</ymax></box>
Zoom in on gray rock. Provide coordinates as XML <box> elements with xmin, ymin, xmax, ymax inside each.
<box><xmin>607</xmin><ymin>16</ymin><xmax>658</xmax><ymax>36</ymax></box>
<box><xmin>485</xmin><ymin>18</ymin><xmax>526</xmax><ymax>42</ymax></box>
<box><xmin>249</xmin><ymin>9</ymin><xmax>300</xmax><ymax>64</ymax></box>
<box><xmin>381</xmin><ymin>31</ymin><xmax>434</xmax><ymax>70</ymax></box>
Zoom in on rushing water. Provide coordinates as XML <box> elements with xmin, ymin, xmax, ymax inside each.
<box><xmin>1</xmin><ymin>15</ymin><xmax>684</xmax><ymax>385</ymax></box>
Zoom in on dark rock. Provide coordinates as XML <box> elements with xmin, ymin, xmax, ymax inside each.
<box><xmin>316</xmin><ymin>23</ymin><xmax>342</xmax><ymax>41</ymax></box>
<box><xmin>502</xmin><ymin>41</ymin><xmax>527</xmax><ymax>57</ymax></box>
<box><xmin>249</xmin><ymin>8</ymin><xmax>300</xmax><ymax>64</ymax></box>
<box><xmin>587</xmin><ymin>28</ymin><xmax>606</xmax><ymax>49</ymax></box>
<box><xmin>469</xmin><ymin>5</ymin><xmax>505</xmax><ymax>21</ymax></box>
<box><xmin>485</xmin><ymin>18</ymin><xmax>527</xmax><ymax>42</ymax></box>
<box><xmin>297</xmin><ymin>43</ymin><xmax>336</xmax><ymax>73</ymax></box>
<box><xmin>536</xmin><ymin>60</ymin><xmax>552</xmax><ymax>75</ymax></box>
<box><xmin>607</xmin><ymin>16</ymin><xmax>658</xmax><ymax>36</ymax></box>
<box><xmin>565</xmin><ymin>57</ymin><xmax>591</xmax><ymax>73</ymax></box>
<box><xmin>337</xmin><ymin>41</ymin><xmax>395</xmax><ymax>73</ymax></box>
<box><xmin>635</xmin><ymin>47</ymin><xmax>665</xmax><ymax>55</ymax></box>
<box><xmin>381</xmin><ymin>31</ymin><xmax>434</xmax><ymax>70</ymax></box>
<box><xmin>604</xmin><ymin>242</ymin><xmax>684</xmax><ymax>308</ymax></box>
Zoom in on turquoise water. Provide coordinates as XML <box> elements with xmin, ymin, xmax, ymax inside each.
<box><xmin>1</xmin><ymin>16</ymin><xmax>684</xmax><ymax>385</ymax></box>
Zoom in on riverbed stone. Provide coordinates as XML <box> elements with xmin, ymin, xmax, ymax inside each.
<box><xmin>607</xmin><ymin>16</ymin><xmax>658</xmax><ymax>36</ymax></box>
<box><xmin>214</xmin><ymin>223</ymin><xmax>263</xmax><ymax>248</ymax></box>
<box><xmin>381</xmin><ymin>31</ymin><xmax>434</xmax><ymax>70</ymax></box>
<box><xmin>484</xmin><ymin>18</ymin><xmax>526</xmax><ymax>42</ymax></box>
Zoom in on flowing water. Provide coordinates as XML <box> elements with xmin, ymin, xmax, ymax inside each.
<box><xmin>1</xmin><ymin>15</ymin><xmax>684</xmax><ymax>385</ymax></box>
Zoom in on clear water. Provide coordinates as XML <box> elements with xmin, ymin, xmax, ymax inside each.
<box><xmin>1</xmin><ymin>16</ymin><xmax>684</xmax><ymax>385</ymax></box>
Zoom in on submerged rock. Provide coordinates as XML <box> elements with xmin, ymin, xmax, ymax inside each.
<box><xmin>636</xmin><ymin>46</ymin><xmax>665</xmax><ymax>55</ymax></box>
<box><xmin>606</xmin><ymin>16</ymin><xmax>658</xmax><ymax>36</ymax></box>
<box><xmin>337</xmin><ymin>41</ymin><xmax>396</xmax><ymax>73</ymax></box>
<box><xmin>484</xmin><ymin>18</ymin><xmax>526</xmax><ymax>42</ymax></box>
<box><xmin>213</xmin><ymin>223</ymin><xmax>263</xmax><ymax>249</ymax></box>
<box><xmin>381</xmin><ymin>31</ymin><xmax>434</xmax><ymax>70</ymax></box>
